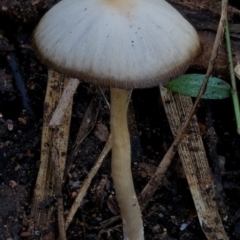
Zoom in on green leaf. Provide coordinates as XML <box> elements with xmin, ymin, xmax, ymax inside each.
<box><xmin>164</xmin><ymin>74</ymin><xmax>231</xmax><ymax>99</ymax></box>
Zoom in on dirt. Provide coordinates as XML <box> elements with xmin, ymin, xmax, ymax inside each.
<box><xmin>0</xmin><ymin>1</ymin><xmax>240</xmax><ymax>240</ymax></box>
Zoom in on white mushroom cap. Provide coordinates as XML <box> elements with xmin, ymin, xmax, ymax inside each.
<box><xmin>33</xmin><ymin>0</ymin><xmax>202</xmax><ymax>89</ymax></box>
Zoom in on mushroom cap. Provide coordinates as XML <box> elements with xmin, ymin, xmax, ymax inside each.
<box><xmin>33</xmin><ymin>0</ymin><xmax>202</xmax><ymax>89</ymax></box>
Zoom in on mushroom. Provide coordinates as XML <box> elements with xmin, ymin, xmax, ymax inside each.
<box><xmin>33</xmin><ymin>0</ymin><xmax>202</xmax><ymax>239</ymax></box>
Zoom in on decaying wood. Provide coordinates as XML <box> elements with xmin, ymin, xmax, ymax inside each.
<box><xmin>160</xmin><ymin>86</ymin><xmax>228</xmax><ymax>240</ymax></box>
<box><xmin>28</xmin><ymin>70</ymin><xmax>72</xmax><ymax>239</ymax></box>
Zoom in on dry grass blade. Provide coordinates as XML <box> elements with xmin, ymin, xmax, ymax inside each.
<box><xmin>160</xmin><ymin>86</ymin><xmax>228</xmax><ymax>240</ymax></box>
<box><xmin>28</xmin><ymin>70</ymin><xmax>72</xmax><ymax>239</ymax></box>
<box><xmin>65</xmin><ymin>135</ymin><xmax>112</xmax><ymax>229</ymax></box>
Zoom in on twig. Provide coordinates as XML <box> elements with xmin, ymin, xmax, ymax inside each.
<box><xmin>65</xmin><ymin>135</ymin><xmax>112</xmax><ymax>229</ymax></box>
<box><xmin>138</xmin><ymin>0</ymin><xmax>228</xmax><ymax>211</ymax></box>
<box><xmin>49</xmin><ymin>78</ymin><xmax>80</xmax><ymax>127</ymax></box>
<box><xmin>225</xmin><ymin>19</ymin><xmax>240</xmax><ymax>134</ymax></box>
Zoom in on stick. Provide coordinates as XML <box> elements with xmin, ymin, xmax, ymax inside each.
<box><xmin>65</xmin><ymin>136</ymin><xmax>112</xmax><ymax>229</ymax></box>
<box><xmin>49</xmin><ymin>78</ymin><xmax>80</xmax><ymax>127</ymax></box>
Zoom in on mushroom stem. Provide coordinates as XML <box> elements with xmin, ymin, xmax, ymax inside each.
<box><xmin>110</xmin><ymin>88</ymin><xmax>144</xmax><ymax>240</ymax></box>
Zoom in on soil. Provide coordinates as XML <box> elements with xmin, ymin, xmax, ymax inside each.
<box><xmin>0</xmin><ymin>1</ymin><xmax>240</xmax><ymax>240</ymax></box>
